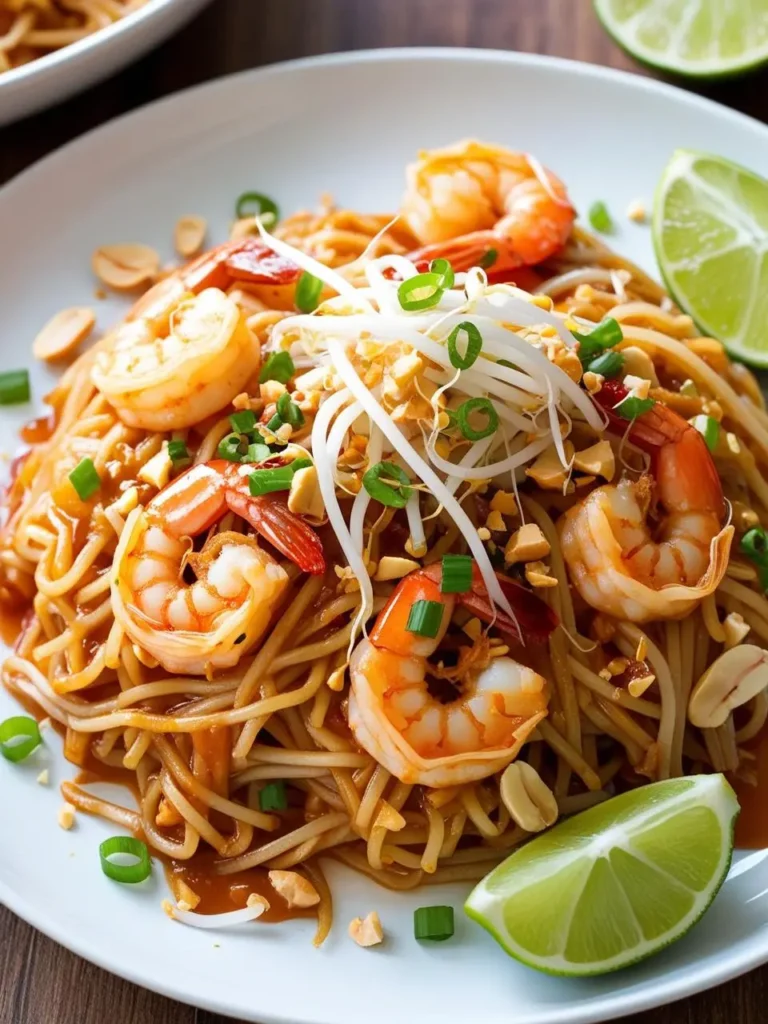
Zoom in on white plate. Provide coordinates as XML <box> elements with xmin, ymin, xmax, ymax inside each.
<box><xmin>1</xmin><ymin>48</ymin><xmax>768</xmax><ymax>1024</ymax></box>
<box><xmin>0</xmin><ymin>0</ymin><xmax>212</xmax><ymax>126</ymax></box>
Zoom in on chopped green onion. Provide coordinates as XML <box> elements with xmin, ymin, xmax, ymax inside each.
<box><xmin>430</xmin><ymin>258</ymin><xmax>455</xmax><ymax>290</ymax></box>
<box><xmin>0</xmin><ymin>716</ymin><xmax>42</xmax><ymax>762</ymax></box>
<box><xmin>680</xmin><ymin>379</ymin><xmax>699</xmax><ymax>398</ymax></box>
<box><xmin>295</xmin><ymin>271</ymin><xmax>323</xmax><ymax>313</ymax></box>
<box><xmin>276</xmin><ymin>391</ymin><xmax>305</xmax><ymax>427</ymax></box>
<box><xmin>245</xmin><ymin>442</ymin><xmax>271</xmax><ymax>464</ymax></box>
<box><xmin>616</xmin><ymin>394</ymin><xmax>656</xmax><ymax>420</ymax></box>
<box><xmin>478</xmin><ymin>249</ymin><xmax>498</xmax><ymax>270</ymax></box>
<box><xmin>235</xmin><ymin>191</ymin><xmax>279</xmax><ymax>223</ymax></box>
<box><xmin>740</xmin><ymin>527</ymin><xmax>768</xmax><ymax>565</ymax></box>
<box><xmin>266</xmin><ymin>413</ymin><xmax>283</xmax><ymax>433</ymax></box>
<box><xmin>587</xmin><ymin>350</ymin><xmax>624</xmax><ymax>379</ymax></box>
<box><xmin>259</xmin><ymin>351</ymin><xmax>295</xmax><ymax>385</ymax></box>
<box><xmin>69</xmin><ymin>457</ymin><xmax>101</xmax><ymax>501</ymax></box>
<box><xmin>588</xmin><ymin>200</ymin><xmax>613</xmax><ymax>233</ymax></box>
<box><xmin>692</xmin><ymin>414</ymin><xmax>720</xmax><ymax>452</ymax></box>
<box><xmin>229</xmin><ymin>409</ymin><xmax>257</xmax><ymax>434</ymax></box>
<box><xmin>259</xmin><ymin>781</ymin><xmax>287</xmax><ymax>812</ymax></box>
<box><xmin>447</xmin><ymin>322</ymin><xmax>483</xmax><ymax>371</ymax></box>
<box><xmin>456</xmin><ymin>397</ymin><xmax>499</xmax><ymax>441</ymax></box>
<box><xmin>217</xmin><ymin>432</ymin><xmax>247</xmax><ymax>462</ymax></box>
<box><xmin>167</xmin><ymin>440</ymin><xmax>190</xmax><ymax>465</ymax></box>
<box><xmin>362</xmin><ymin>462</ymin><xmax>412</xmax><ymax>508</ymax></box>
<box><xmin>248</xmin><ymin>459</ymin><xmax>312</xmax><ymax>496</ymax></box>
<box><xmin>398</xmin><ymin>272</ymin><xmax>444</xmax><ymax>312</ymax></box>
<box><xmin>99</xmin><ymin>836</ymin><xmax>151</xmax><ymax>884</ymax></box>
<box><xmin>441</xmin><ymin>554</ymin><xmax>473</xmax><ymax>594</ymax></box>
<box><xmin>574</xmin><ymin>317</ymin><xmax>623</xmax><ymax>365</ymax></box>
<box><xmin>0</xmin><ymin>369</ymin><xmax>30</xmax><ymax>405</ymax></box>
<box><xmin>414</xmin><ymin>905</ymin><xmax>454</xmax><ymax>941</ymax></box>
<box><xmin>406</xmin><ymin>600</ymin><xmax>445</xmax><ymax>639</ymax></box>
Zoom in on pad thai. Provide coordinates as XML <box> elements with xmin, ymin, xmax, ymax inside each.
<box><xmin>1</xmin><ymin>139</ymin><xmax>767</xmax><ymax>946</ymax></box>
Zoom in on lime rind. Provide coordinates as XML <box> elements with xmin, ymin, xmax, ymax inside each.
<box><xmin>464</xmin><ymin>775</ymin><xmax>738</xmax><ymax>976</ymax></box>
<box><xmin>594</xmin><ymin>0</ymin><xmax>768</xmax><ymax>79</ymax></box>
<box><xmin>653</xmin><ymin>149</ymin><xmax>768</xmax><ymax>367</ymax></box>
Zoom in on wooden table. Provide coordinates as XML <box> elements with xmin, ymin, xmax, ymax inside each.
<box><xmin>1</xmin><ymin>1</ymin><xmax>767</xmax><ymax>1021</ymax></box>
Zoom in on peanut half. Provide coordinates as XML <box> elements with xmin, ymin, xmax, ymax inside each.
<box><xmin>500</xmin><ymin>761</ymin><xmax>559</xmax><ymax>833</ymax></box>
<box><xmin>688</xmin><ymin>644</ymin><xmax>768</xmax><ymax>729</ymax></box>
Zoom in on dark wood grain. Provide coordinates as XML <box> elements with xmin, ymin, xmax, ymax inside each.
<box><xmin>2</xmin><ymin>1</ymin><xmax>767</xmax><ymax>1021</ymax></box>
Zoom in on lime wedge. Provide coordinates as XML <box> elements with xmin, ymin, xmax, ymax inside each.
<box><xmin>465</xmin><ymin>775</ymin><xmax>738</xmax><ymax>976</ymax></box>
<box><xmin>653</xmin><ymin>150</ymin><xmax>768</xmax><ymax>367</ymax></box>
<box><xmin>594</xmin><ymin>0</ymin><xmax>768</xmax><ymax>78</ymax></box>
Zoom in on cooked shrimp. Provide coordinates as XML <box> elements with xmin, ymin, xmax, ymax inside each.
<box><xmin>560</xmin><ymin>380</ymin><xmax>733</xmax><ymax>623</ymax></box>
<box><xmin>112</xmin><ymin>459</ymin><xmax>325</xmax><ymax>674</ymax></box>
<box><xmin>92</xmin><ymin>239</ymin><xmax>303</xmax><ymax>431</ymax></box>
<box><xmin>348</xmin><ymin>563</ymin><xmax>555</xmax><ymax>788</ymax></box>
<box><xmin>402</xmin><ymin>139</ymin><xmax>575</xmax><ymax>274</ymax></box>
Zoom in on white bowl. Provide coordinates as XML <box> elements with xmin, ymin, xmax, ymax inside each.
<box><xmin>0</xmin><ymin>0</ymin><xmax>213</xmax><ymax>126</ymax></box>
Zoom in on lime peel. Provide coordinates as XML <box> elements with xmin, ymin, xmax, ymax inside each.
<box><xmin>465</xmin><ymin>775</ymin><xmax>738</xmax><ymax>976</ymax></box>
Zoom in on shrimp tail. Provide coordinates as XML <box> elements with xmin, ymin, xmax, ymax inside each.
<box><xmin>225</xmin><ymin>490</ymin><xmax>326</xmax><ymax>575</ymax></box>
<box><xmin>184</xmin><ymin>239</ymin><xmax>302</xmax><ymax>292</ymax></box>
<box><xmin>460</xmin><ymin>566</ymin><xmax>558</xmax><ymax>645</ymax></box>
<box><xmin>407</xmin><ymin>232</ymin><xmax>524</xmax><ymax>275</ymax></box>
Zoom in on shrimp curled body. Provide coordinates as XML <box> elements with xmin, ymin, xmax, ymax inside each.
<box><xmin>112</xmin><ymin>459</ymin><xmax>325</xmax><ymax>674</ymax></box>
<box><xmin>402</xmin><ymin>139</ymin><xmax>575</xmax><ymax>274</ymax></box>
<box><xmin>348</xmin><ymin>564</ymin><xmax>552</xmax><ymax>788</ymax></box>
<box><xmin>560</xmin><ymin>380</ymin><xmax>733</xmax><ymax>622</ymax></box>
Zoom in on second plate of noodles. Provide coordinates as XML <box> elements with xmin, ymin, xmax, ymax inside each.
<box><xmin>3</xmin><ymin>136</ymin><xmax>767</xmax><ymax>947</ymax></box>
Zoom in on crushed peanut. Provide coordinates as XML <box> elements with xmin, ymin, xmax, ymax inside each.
<box><xmin>33</xmin><ymin>307</ymin><xmax>95</xmax><ymax>362</ymax></box>
<box><xmin>525</xmin><ymin>442</ymin><xmax>573</xmax><ymax>490</ymax></box>
<box><xmin>174</xmin><ymin>215</ymin><xmax>207</xmax><ymax>258</ymax></box>
<box><xmin>36</xmin><ymin>769</ymin><xmax>50</xmax><ymax>785</ymax></box>
<box><xmin>390</xmin><ymin>353</ymin><xmax>423</xmax><ymax>388</ymax></box>
<box><xmin>268</xmin><ymin>870</ymin><xmax>321</xmax><ymax>908</ymax></box>
<box><xmin>477</xmin><ymin>527</ymin><xmax>491</xmax><ymax>541</ymax></box>
<box><xmin>58</xmin><ymin>802</ymin><xmax>76</xmax><ymax>830</ymax></box>
<box><xmin>490</xmin><ymin>490</ymin><xmax>518</xmax><ymax>516</ymax></box>
<box><xmin>138</xmin><ymin>446</ymin><xmax>173</xmax><ymax>490</ymax></box>
<box><xmin>626</xmin><ymin>198</ymin><xmax>647</xmax><ymax>223</ymax></box>
<box><xmin>623</xmin><ymin>374</ymin><xmax>651</xmax><ymax>400</ymax></box>
<box><xmin>374</xmin><ymin>800</ymin><xmax>407</xmax><ymax>832</ymax></box>
<box><xmin>635</xmin><ymin>636</ymin><xmax>648</xmax><ymax>663</ymax></box>
<box><xmin>92</xmin><ymin>243</ymin><xmax>160</xmax><ymax>291</ymax></box>
<box><xmin>723</xmin><ymin>612</ymin><xmax>751</xmax><ymax>650</ymax></box>
<box><xmin>619</xmin><ymin>346</ymin><xmax>659</xmax><ymax>387</ymax></box>
<box><xmin>485</xmin><ymin>509</ymin><xmax>505</xmax><ymax>532</ymax></box>
<box><xmin>628</xmin><ymin>674</ymin><xmax>656</xmax><ymax>698</ymax></box>
<box><xmin>462</xmin><ymin>617</ymin><xmax>483</xmax><ymax>641</ymax></box>
<box><xmin>572</xmin><ymin>440</ymin><xmax>615</xmax><ymax>481</ymax></box>
<box><xmin>582</xmin><ymin>370</ymin><xmax>604</xmax><ymax>394</ymax></box>
<box><xmin>374</xmin><ymin>556</ymin><xmax>421</xmax><ymax>582</ymax></box>
<box><xmin>246</xmin><ymin>893</ymin><xmax>270</xmax><ymax>916</ymax></box>
<box><xmin>349</xmin><ymin>911</ymin><xmax>384</xmax><ymax>948</ymax></box>
<box><xmin>525</xmin><ymin>561</ymin><xmax>557</xmax><ymax>588</ymax></box>
<box><xmin>504</xmin><ymin>523</ymin><xmax>550</xmax><ymax>565</ymax></box>
<box><xmin>288</xmin><ymin>465</ymin><xmax>325</xmax><ymax>523</ymax></box>
<box><xmin>260</xmin><ymin>380</ymin><xmax>287</xmax><ymax>404</ymax></box>
<box><xmin>599</xmin><ymin>656</ymin><xmax>629</xmax><ymax>680</ymax></box>
<box><xmin>175</xmin><ymin>879</ymin><xmax>201</xmax><ymax>910</ymax></box>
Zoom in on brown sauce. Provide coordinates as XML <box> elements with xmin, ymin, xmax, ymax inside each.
<box><xmin>0</xmin><ymin>606</ymin><xmax>29</xmax><ymax>647</ymax></box>
<box><xmin>734</xmin><ymin>726</ymin><xmax>768</xmax><ymax>849</ymax></box>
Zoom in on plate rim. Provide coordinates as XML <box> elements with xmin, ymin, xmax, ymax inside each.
<box><xmin>1</xmin><ymin>45</ymin><xmax>768</xmax><ymax>1024</ymax></box>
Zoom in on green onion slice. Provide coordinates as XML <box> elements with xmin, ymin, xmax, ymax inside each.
<box><xmin>456</xmin><ymin>397</ymin><xmax>499</xmax><ymax>441</ymax></box>
<box><xmin>217</xmin><ymin>432</ymin><xmax>247</xmax><ymax>463</ymax></box>
<box><xmin>588</xmin><ymin>200</ymin><xmax>613</xmax><ymax>233</ymax></box>
<box><xmin>266</xmin><ymin>413</ymin><xmax>283</xmax><ymax>433</ymax></box>
<box><xmin>398</xmin><ymin>272</ymin><xmax>444</xmax><ymax>312</ymax></box>
<box><xmin>235</xmin><ymin>191</ymin><xmax>279</xmax><ymax>223</ymax></box>
<box><xmin>69</xmin><ymin>457</ymin><xmax>101</xmax><ymax>501</ymax></box>
<box><xmin>276</xmin><ymin>391</ymin><xmax>305</xmax><ymax>427</ymax></box>
<box><xmin>447</xmin><ymin>322</ymin><xmax>483</xmax><ymax>371</ymax></box>
<box><xmin>0</xmin><ymin>369</ymin><xmax>30</xmax><ymax>405</ymax></box>
<box><xmin>248</xmin><ymin>459</ymin><xmax>312</xmax><ymax>496</ymax></box>
<box><xmin>615</xmin><ymin>394</ymin><xmax>656</xmax><ymax>420</ymax></box>
<box><xmin>259</xmin><ymin>351</ymin><xmax>295</xmax><ymax>385</ymax></box>
<box><xmin>692</xmin><ymin>414</ymin><xmax>720</xmax><ymax>453</ymax></box>
<box><xmin>245</xmin><ymin>442</ymin><xmax>271</xmax><ymax>464</ymax></box>
<box><xmin>740</xmin><ymin>527</ymin><xmax>768</xmax><ymax>566</ymax></box>
<box><xmin>430</xmin><ymin>258</ymin><xmax>455</xmax><ymax>290</ymax></box>
<box><xmin>0</xmin><ymin>716</ymin><xmax>42</xmax><ymax>762</ymax></box>
<box><xmin>295</xmin><ymin>271</ymin><xmax>324</xmax><ymax>313</ymax></box>
<box><xmin>99</xmin><ymin>836</ymin><xmax>152</xmax><ymax>884</ymax></box>
<box><xmin>441</xmin><ymin>554</ymin><xmax>473</xmax><ymax>594</ymax></box>
<box><xmin>259</xmin><ymin>780</ymin><xmax>288</xmax><ymax>812</ymax></box>
<box><xmin>230</xmin><ymin>409</ymin><xmax>257</xmax><ymax>434</ymax></box>
<box><xmin>587</xmin><ymin>350</ymin><xmax>624</xmax><ymax>379</ymax></box>
<box><xmin>414</xmin><ymin>905</ymin><xmax>454</xmax><ymax>941</ymax></box>
<box><xmin>362</xmin><ymin>462</ymin><xmax>412</xmax><ymax>508</ymax></box>
<box><xmin>478</xmin><ymin>249</ymin><xmax>498</xmax><ymax>270</ymax></box>
<box><xmin>406</xmin><ymin>599</ymin><xmax>445</xmax><ymax>639</ymax></box>
<box><xmin>167</xmin><ymin>439</ymin><xmax>190</xmax><ymax>465</ymax></box>
<box><xmin>574</xmin><ymin>317</ymin><xmax>623</xmax><ymax>365</ymax></box>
